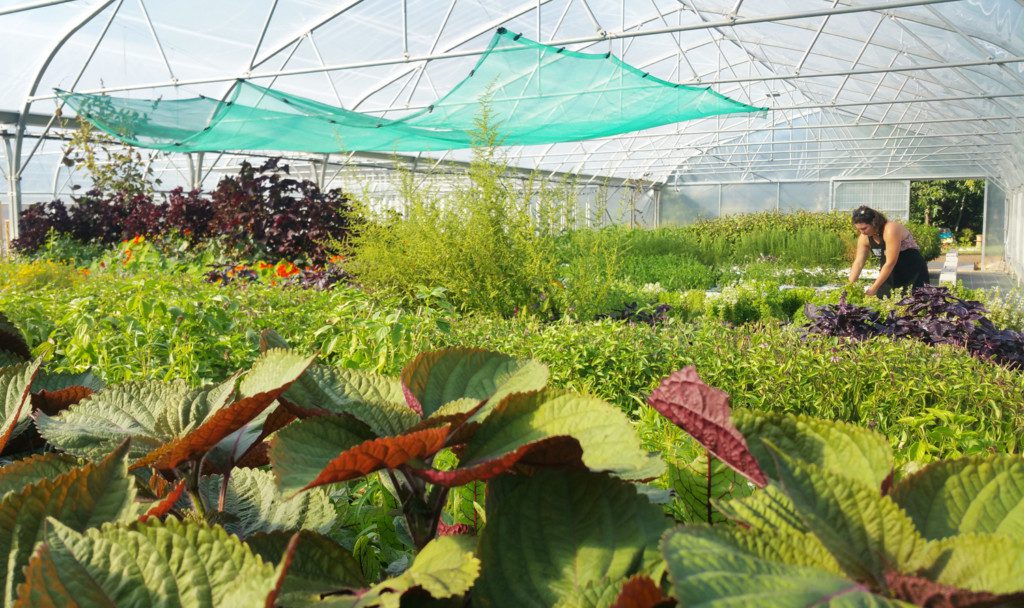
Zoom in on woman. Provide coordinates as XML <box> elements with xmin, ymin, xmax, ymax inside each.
<box><xmin>848</xmin><ymin>205</ymin><xmax>929</xmax><ymax>297</ymax></box>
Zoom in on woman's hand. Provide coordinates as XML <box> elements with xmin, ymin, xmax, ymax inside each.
<box><xmin>864</xmin><ymin>284</ymin><xmax>879</xmax><ymax>296</ymax></box>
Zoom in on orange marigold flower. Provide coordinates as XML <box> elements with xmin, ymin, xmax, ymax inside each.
<box><xmin>131</xmin><ymin>235</ymin><xmax>145</xmax><ymax>245</ymax></box>
<box><xmin>233</xmin><ymin>264</ymin><xmax>246</xmax><ymax>272</ymax></box>
<box><xmin>257</xmin><ymin>261</ymin><xmax>272</xmax><ymax>270</ymax></box>
<box><xmin>275</xmin><ymin>262</ymin><xmax>299</xmax><ymax>278</ymax></box>
<box><xmin>328</xmin><ymin>254</ymin><xmax>344</xmax><ymax>264</ymax></box>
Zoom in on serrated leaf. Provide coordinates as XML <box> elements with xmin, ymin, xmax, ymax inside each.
<box><xmin>199</xmin><ymin>468</ymin><xmax>333</xmax><ymax>538</ymax></box>
<box><xmin>918</xmin><ymin>533</ymin><xmax>1024</xmax><ymax>594</ymax></box>
<box><xmin>247</xmin><ymin>530</ymin><xmax>365</xmax><ymax>600</ymax></box>
<box><xmin>14</xmin><ymin>517</ymin><xmax>285</xmax><ymax>607</ymax></box>
<box><xmin>661</xmin><ymin>526</ymin><xmax>901</xmax><ymax>607</ymax></box>
<box><xmin>611</xmin><ymin>575</ymin><xmax>672</xmax><ymax>608</ymax></box>
<box><xmin>474</xmin><ymin>470</ymin><xmax>669</xmax><ymax>608</ymax></box>
<box><xmin>0</xmin><ymin>351</ymin><xmax>23</xmax><ymax>368</ymax></box>
<box><xmin>401</xmin><ymin>348</ymin><xmax>548</xmax><ymax>418</ymax></box>
<box><xmin>668</xmin><ymin>451</ymin><xmax>755</xmax><ymax>524</ymax></box>
<box><xmin>132</xmin><ymin>350</ymin><xmax>316</xmax><ymax>470</ymax></box>
<box><xmin>31</xmin><ymin>386</ymin><xmax>95</xmax><ymax>416</ymax></box>
<box><xmin>715</xmin><ymin>486</ymin><xmax>842</xmax><ymax>574</ymax></box>
<box><xmin>555</xmin><ymin>575</ymin><xmax>672</xmax><ymax>608</ymax></box>
<box><xmin>0</xmin><ymin>359</ymin><xmax>42</xmax><ymax>452</ymax></box>
<box><xmin>269</xmin><ymin>415</ymin><xmax>378</xmax><ymax>495</ymax></box>
<box><xmin>0</xmin><ymin>312</ymin><xmax>31</xmax><ymax>361</ymax></box>
<box><xmin>36</xmin><ymin>380</ymin><xmax>198</xmax><ymax>460</ymax></box>
<box><xmin>30</xmin><ymin>370</ymin><xmax>104</xmax><ymax>393</ymax></box>
<box><xmin>733</xmin><ymin>410</ymin><xmax>893</xmax><ymax>490</ymax></box>
<box><xmin>139</xmin><ymin>479</ymin><xmax>186</xmax><ymax>522</ymax></box>
<box><xmin>884</xmin><ymin>570</ymin><xmax>1024</xmax><ymax>607</ymax></box>
<box><xmin>766</xmin><ymin>442</ymin><xmax>928</xmax><ymax>588</ymax></box>
<box><xmin>554</xmin><ymin>577</ymin><xmax>630</xmax><ymax>608</ymax></box>
<box><xmin>0</xmin><ymin>442</ymin><xmax>136</xmax><ymax>605</ymax></box>
<box><xmin>357</xmin><ymin>534</ymin><xmax>480</xmax><ymax>608</ymax></box>
<box><xmin>0</xmin><ymin>452</ymin><xmax>82</xmax><ymax>500</ymax></box>
<box><xmin>647</xmin><ymin>367</ymin><xmax>767</xmax><ymax>487</ymax></box>
<box><xmin>283</xmin><ymin>364</ymin><xmax>419</xmax><ymax>436</ymax></box>
<box><xmin>891</xmin><ymin>454</ymin><xmax>1024</xmax><ymax>541</ymax></box>
<box><xmin>415</xmin><ymin>389</ymin><xmax>664</xmax><ymax>486</ymax></box>
<box><xmin>290</xmin><ymin>425</ymin><xmax>451</xmax><ymax>494</ymax></box>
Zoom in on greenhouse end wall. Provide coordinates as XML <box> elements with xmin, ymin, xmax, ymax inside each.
<box><xmin>658</xmin><ymin>181</ymin><xmax>831</xmax><ymax>225</ymax></box>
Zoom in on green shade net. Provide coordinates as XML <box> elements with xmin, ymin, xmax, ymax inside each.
<box><xmin>59</xmin><ymin>28</ymin><xmax>765</xmax><ymax>153</ymax></box>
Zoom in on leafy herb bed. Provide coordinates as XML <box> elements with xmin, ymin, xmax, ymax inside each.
<box><xmin>806</xmin><ymin>284</ymin><xmax>1024</xmax><ymax>369</ymax></box>
<box><xmin>0</xmin><ymin>314</ymin><xmax>1019</xmax><ymax>606</ymax></box>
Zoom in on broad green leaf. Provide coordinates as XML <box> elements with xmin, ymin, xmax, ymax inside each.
<box><xmin>133</xmin><ymin>350</ymin><xmax>316</xmax><ymax>470</ymax></box>
<box><xmin>552</xmin><ymin>577</ymin><xmax>626</xmax><ymax>608</ymax></box>
<box><xmin>355</xmin><ymin>534</ymin><xmax>480</xmax><ymax>608</ymax></box>
<box><xmin>417</xmin><ymin>389</ymin><xmax>664</xmax><ymax>486</ymax></box>
<box><xmin>36</xmin><ymin>379</ymin><xmax>198</xmax><ymax>460</ymax></box>
<box><xmin>0</xmin><ymin>452</ymin><xmax>82</xmax><ymax>500</ymax></box>
<box><xmin>247</xmin><ymin>530</ymin><xmax>365</xmax><ymax>600</ymax></box>
<box><xmin>715</xmin><ymin>486</ymin><xmax>842</xmax><ymax>574</ymax></box>
<box><xmin>473</xmin><ymin>470</ymin><xmax>669</xmax><ymax>608</ymax></box>
<box><xmin>282</xmin><ymin>364</ymin><xmax>419</xmax><ymax>436</ymax></box>
<box><xmin>14</xmin><ymin>517</ymin><xmax>285</xmax><ymax>607</ymax></box>
<box><xmin>766</xmin><ymin>443</ymin><xmax>928</xmax><ymax>588</ymax></box>
<box><xmin>30</xmin><ymin>369</ymin><xmax>104</xmax><ymax>393</ymax></box>
<box><xmin>0</xmin><ymin>351</ymin><xmax>23</xmax><ymax>368</ymax></box>
<box><xmin>198</xmin><ymin>468</ymin><xmax>334</xmax><ymax>538</ymax></box>
<box><xmin>0</xmin><ymin>312</ymin><xmax>31</xmax><ymax>361</ymax></box>
<box><xmin>662</xmin><ymin>526</ymin><xmax>902</xmax><ymax>607</ymax></box>
<box><xmin>554</xmin><ymin>575</ymin><xmax>671</xmax><ymax>608</ymax></box>
<box><xmin>288</xmin><ymin>425</ymin><xmax>450</xmax><ymax>494</ymax></box>
<box><xmin>0</xmin><ymin>443</ymin><xmax>136</xmax><ymax>605</ymax></box>
<box><xmin>917</xmin><ymin>533</ymin><xmax>1024</xmax><ymax>594</ymax></box>
<box><xmin>733</xmin><ymin>410</ymin><xmax>893</xmax><ymax>490</ymax></box>
<box><xmin>269</xmin><ymin>415</ymin><xmax>378</xmax><ymax>495</ymax></box>
<box><xmin>890</xmin><ymin>454</ymin><xmax>1024</xmax><ymax>541</ymax></box>
<box><xmin>668</xmin><ymin>452</ymin><xmax>755</xmax><ymax>524</ymax></box>
<box><xmin>647</xmin><ymin>367</ymin><xmax>767</xmax><ymax>487</ymax></box>
<box><xmin>0</xmin><ymin>359</ymin><xmax>42</xmax><ymax>452</ymax></box>
<box><xmin>401</xmin><ymin>348</ymin><xmax>548</xmax><ymax>418</ymax></box>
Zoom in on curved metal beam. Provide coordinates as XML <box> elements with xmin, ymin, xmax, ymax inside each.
<box><xmin>10</xmin><ymin>0</ymin><xmax>116</xmax><ymax>239</ymax></box>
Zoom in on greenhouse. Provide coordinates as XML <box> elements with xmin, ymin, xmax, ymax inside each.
<box><xmin>1</xmin><ymin>1</ymin><xmax>1024</xmax><ymax>606</ymax></box>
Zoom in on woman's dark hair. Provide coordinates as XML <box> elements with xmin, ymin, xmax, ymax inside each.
<box><xmin>851</xmin><ymin>205</ymin><xmax>887</xmax><ymax>233</ymax></box>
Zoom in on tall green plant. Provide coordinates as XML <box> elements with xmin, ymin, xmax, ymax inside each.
<box><xmin>347</xmin><ymin>109</ymin><xmax>579</xmax><ymax>318</ymax></box>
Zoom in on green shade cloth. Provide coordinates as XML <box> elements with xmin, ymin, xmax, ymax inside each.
<box><xmin>59</xmin><ymin>28</ymin><xmax>766</xmax><ymax>154</ymax></box>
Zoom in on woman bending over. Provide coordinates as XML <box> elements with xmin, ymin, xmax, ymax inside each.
<box><xmin>848</xmin><ymin>205</ymin><xmax>929</xmax><ymax>297</ymax></box>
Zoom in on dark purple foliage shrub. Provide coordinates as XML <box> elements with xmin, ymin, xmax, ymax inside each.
<box><xmin>165</xmin><ymin>188</ymin><xmax>214</xmax><ymax>242</ymax></box>
<box><xmin>208</xmin><ymin>158</ymin><xmax>355</xmax><ymax>264</ymax></box>
<box><xmin>803</xmin><ymin>292</ymin><xmax>886</xmax><ymax>340</ymax></box>
<box><xmin>805</xmin><ymin>285</ymin><xmax>1024</xmax><ymax>369</ymax></box>
<box><xmin>597</xmin><ymin>302</ymin><xmax>673</xmax><ymax>326</ymax></box>
<box><xmin>280</xmin><ymin>264</ymin><xmax>352</xmax><ymax>290</ymax></box>
<box><xmin>65</xmin><ymin>190</ymin><xmax>131</xmax><ymax>245</ymax></box>
<box><xmin>11</xmin><ymin>200</ymin><xmax>72</xmax><ymax>252</ymax></box>
<box><xmin>14</xmin><ymin>158</ymin><xmax>355</xmax><ymax>263</ymax></box>
<box><xmin>121</xmin><ymin>195</ymin><xmax>167</xmax><ymax>238</ymax></box>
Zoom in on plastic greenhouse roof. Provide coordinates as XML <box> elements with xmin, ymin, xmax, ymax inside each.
<box><xmin>1</xmin><ymin>0</ymin><xmax>1023</xmax><ymax>206</ymax></box>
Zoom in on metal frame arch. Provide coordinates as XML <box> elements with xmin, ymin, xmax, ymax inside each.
<box><xmin>9</xmin><ymin>0</ymin><xmax>118</xmax><ymax>239</ymax></box>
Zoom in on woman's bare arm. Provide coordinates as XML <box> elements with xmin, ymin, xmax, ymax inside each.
<box><xmin>849</xmin><ymin>234</ymin><xmax>870</xmax><ymax>283</ymax></box>
<box><xmin>867</xmin><ymin>223</ymin><xmax>902</xmax><ymax>295</ymax></box>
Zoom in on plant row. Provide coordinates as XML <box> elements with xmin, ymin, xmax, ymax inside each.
<box><xmin>2</xmin><ymin>264</ymin><xmax>1021</xmax><ymax>466</ymax></box>
<box><xmin>14</xmin><ymin>158</ymin><xmax>356</xmax><ymax>263</ymax></box>
<box><xmin>806</xmin><ymin>284</ymin><xmax>1024</xmax><ymax>369</ymax></box>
